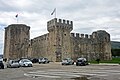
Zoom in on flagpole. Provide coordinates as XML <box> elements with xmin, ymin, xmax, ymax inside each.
<box><xmin>55</xmin><ymin>8</ymin><xmax>56</xmax><ymax>18</ymax></box>
<box><xmin>17</xmin><ymin>17</ymin><xmax>18</xmax><ymax>23</ymax></box>
<box><xmin>15</xmin><ymin>14</ymin><xmax>18</xmax><ymax>23</ymax></box>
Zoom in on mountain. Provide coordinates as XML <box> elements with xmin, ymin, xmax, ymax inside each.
<box><xmin>0</xmin><ymin>54</ymin><xmax>3</xmax><ymax>58</ymax></box>
<box><xmin>111</xmin><ymin>41</ymin><xmax>120</xmax><ymax>49</ymax></box>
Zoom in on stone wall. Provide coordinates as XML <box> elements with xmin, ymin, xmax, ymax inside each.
<box><xmin>30</xmin><ymin>34</ymin><xmax>49</xmax><ymax>58</ymax></box>
<box><xmin>30</xmin><ymin>18</ymin><xmax>111</xmax><ymax>61</ymax></box>
<box><xmin>70</xmin><ymin>30</ymin><xmax>111</xmax><ymax>61</ymax></box>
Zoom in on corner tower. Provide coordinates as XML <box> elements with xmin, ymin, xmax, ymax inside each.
<box><xmin>3</xmin><ymin>24</ymin><xmax>30</xmax><ymax>60</ymax></box>
<box><xmin>47</xmin><ymin>18</ymin><xmax>73</xmax><ymax>61</ymax></box>
<box><xmin>92</xmin><ymin>30</ymin><xmax>112</xmax><ymax>60</ymax></box>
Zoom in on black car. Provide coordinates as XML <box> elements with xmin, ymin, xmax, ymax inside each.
<box><xmin>30</xmin><ymin>58</ymin><xmax>39</xmax><ymax>63</ymax></box>
<box><xmin>0</xmin><ymin>61</ymin><xmax>4</xmax><ymax>69</ymax></box>
<box><xmin>76</xmin><ymin>58</ymin><xmax>88</xmax><ymax>66</ymax></box>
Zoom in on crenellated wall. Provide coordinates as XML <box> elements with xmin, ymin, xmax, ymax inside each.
<box><xmin>47</xmin><ymin>18</ymin><xmax>73</xmax><ymax>32</ymax></box>
<box><xmin>70</xmin><ymin>30</ymin><xmax>111</xmax><ymax>60</ymax></box>
<box><xmin>70</xmin><ymin>33</ymin><xmax>91</xmax><ymax>39</ymax></box>
<box><xmin>47</xmin><ymin>18</ymin><xmax>73</xmax><ymax>27</ymax></box>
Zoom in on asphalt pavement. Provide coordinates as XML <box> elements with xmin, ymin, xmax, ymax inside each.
<box><xmin>0</xmin><ymin>62</ymin><xmax>120</xmax><ymax>80</ymax></box>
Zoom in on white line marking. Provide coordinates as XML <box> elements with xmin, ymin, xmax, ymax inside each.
<box><xmin>29</xmin><ymin>71</ymin><xmax>45</xmax><ymax>73</ymax></box>
<box><xmin>24</xmin><ymin>73</ymin><xmax>61</xmax><ymax>78</ymax></box>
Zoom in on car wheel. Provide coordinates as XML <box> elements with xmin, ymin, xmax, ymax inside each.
<box><xmin>7</xmin><ymin>65</ymin><xmax>9</xmax><ymax>68</ymax></box>
<box><xmin>23</xmin><ymin>64</ymin><xmax>25</xmax><ymax>67</ymax></box>
<box><xmin>76</xmin><ymin>63</ymin><xmax>78</xmax><ymax>66</ymax></box>
<box><xmin>1</xmin><ymin>65</ymin><xmax>4</xmax><ymax>69</ymax></box>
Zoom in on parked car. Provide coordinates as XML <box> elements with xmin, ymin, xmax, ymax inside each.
<box><xmin>38</xmin><ymin>58</ymin><xmax>50</xmax><ymax>64</ymax></box>
<box><xmin>19</xmin><ymin>59</ymin><xmax>33</xmax><ymax>67</ymax></box>
<box><xmin>7</xmin><ymin>60</ymin><xmax>20</xmax><ymax>68</ymax></box>
<box><xmin>30</xmin><ymin>58</ymin><xmax>39</xmax><ymax>63</ymax></box>
<box><xmin>61</xmin><ymin>58</ymin><xmax>74</xmax><ymax>65</ymax></box>
<box><xmin>0</xmin><ymin>61</ymin><xmax>4</xmax><ymax>69</ymax></box>
<box><xmin>76</xmin><ymin>58</ymin><xmax>88</xmax><ymax>66</ymax></box>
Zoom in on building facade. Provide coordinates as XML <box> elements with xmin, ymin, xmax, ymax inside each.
<box><xmin>4</xmin><ymin>18</ymin><xmax>112</xmax><ymax>61</ymax></box>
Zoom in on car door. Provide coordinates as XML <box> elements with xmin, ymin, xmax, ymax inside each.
<box><xmin>19</xmin><ymin>60</ymin><xmax>24</xmax><ymax>66</ymax></box>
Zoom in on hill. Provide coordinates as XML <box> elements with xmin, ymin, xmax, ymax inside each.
<box><xmin>111</xmin><ymin>41</ymin><xmax>120</xmax><ymax>49</ymax></box>
<box><xmin>0</xmin><ymin>54</ymin><xmax>3</xmax><ymax>58</ymax></box>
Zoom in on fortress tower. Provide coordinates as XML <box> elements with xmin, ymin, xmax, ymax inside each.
<box><xmin>4</xmin><ymin>24</ymin><xmax>30</xmax><ymax>60</ymax></box>
<box><xmin>47</xmin><ymin>18</ymin><xmax>73</xmax><ymax>61</ymax></box>
<box><xmin>92</xmin><ymin>30</ymin><xmax>112</xmax><ymax>60</ymax></box>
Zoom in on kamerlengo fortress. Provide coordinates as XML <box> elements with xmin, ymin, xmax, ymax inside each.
<box><xmin>4</xmin><ymin>18</ymin><xmax>112</xmax><ymax>61</ymax></box>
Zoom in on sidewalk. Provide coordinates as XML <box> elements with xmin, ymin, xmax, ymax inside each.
<box><xmin>90</xmin><ymin>63</ymin><xmax>120</xmax><ymax>66</ymax></box>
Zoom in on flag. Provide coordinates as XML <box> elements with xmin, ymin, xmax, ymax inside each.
<box><xmin>15</xmin><ymin>14</ymin><xmax>18</xmax><ymax>18</ymax></box>
<box><xmin>15</xmin><ymin>14</ymin><xmax>19</xmax><ymax>23</ymax></box>
<box><xmin>51</xmin><ymin>8</ymin><xmax>56</xmax><ymax>15</ymax></box>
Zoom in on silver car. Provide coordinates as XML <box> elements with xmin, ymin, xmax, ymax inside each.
<box><xmin>19</xmin><ymin>59</ymin><xmax>33</xmax><ymax>67</ymax></box>
<box><xmin>61</xmin><ymin>58</ymin><xmax>74</xmax><ymax>65</ymax></box>
<box><xmin>7</xmin><ymin>60</ymin><xmax>20</xmax><ymax>68</ymax></box>
<box><xmin>39</xmin><ymin>58</ymin><xmax>50</xmax><ymax>64</ymax></box>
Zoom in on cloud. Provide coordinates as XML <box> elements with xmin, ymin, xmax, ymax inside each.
<box><xmin>0</xmin><ymin>29</ymin><xmax>4</xmax><ymax>54</ymax></box>
<box><xmin>0</xmin><ymin>0</ymin><xmax>120</xmax><ymax>54</ymax></box>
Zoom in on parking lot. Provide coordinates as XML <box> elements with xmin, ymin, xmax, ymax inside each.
<box><xmin>0</xmin><ymin>62</ymin><xmax>120</xmax><ymax>80</ymax></box>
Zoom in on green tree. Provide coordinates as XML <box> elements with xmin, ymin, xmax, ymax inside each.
<box><xmin>111</xmin><ymin>49</ymin><xmax>120</xmax><ymax>56</ymax></box>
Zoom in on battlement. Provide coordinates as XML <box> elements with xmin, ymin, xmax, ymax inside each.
<box><xmin>47</xmin><ymin>18</ymin><xmax>73</xmax><ymax>27</ymax></box>
<box><xmin>5</xmin><ymin>24</ymin><xmax>30</xmax><ymax>30</ymax></box>
<box><xmin>70</xmin><ymin>33</ymin><xmax>91</xmax><ymax>39</ymax></box>
<box><xmin>31</xmin><ymin>33</ymin><xmax>49</xmax><ymax>43</ymax></box>
<box><xmin>70</xmin><ymin>30</ymin><xmax>110</xmax><ymax>42</ymax></box>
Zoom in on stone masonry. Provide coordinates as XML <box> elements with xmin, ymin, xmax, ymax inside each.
<box><xmin>3</xmin><ymin>18</ymin><xmax>112</xmax><ymax>61</ymax></box>
<box><xmin>3</xmin><ymin>24</ymin><xmax>30</xmax><ymax>60</ymax></box>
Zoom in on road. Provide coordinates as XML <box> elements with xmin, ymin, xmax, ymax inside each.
<box><xmin>0</xmin><ymin>62</ymin><xmax>120</xmax><ymax>80</ymax></box>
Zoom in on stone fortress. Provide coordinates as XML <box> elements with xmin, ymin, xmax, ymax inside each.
<box><xmin>3</xmin><ymin>18</ymin><xmax>112</xmax><ymax>62</ymax></box>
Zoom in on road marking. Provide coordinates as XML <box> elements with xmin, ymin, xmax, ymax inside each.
<box><xmin>24</xmin><ymin>69</ymin><xmax>120</xmax><ymax>79</ymax></box>
<box><xmin>24</xmin><ymin>70</ymin><xmax>82</xmax><ymax>78</ymax></box>
<box><xmin>97</xmin><ymin>75</ymin><xmax>108</xmax><ymax>76</ymax></box>
<box><xmin>24</xmin><ymin>73</ymin><xmax>61</xmax><ymax>78</ymax></box>
<box><xmin>29</xmin><ymin>71</ymin><xmax>45</xmax><ymax>73</ymax></box>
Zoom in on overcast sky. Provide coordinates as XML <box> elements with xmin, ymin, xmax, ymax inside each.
<box><xmin>0</xmin><ymin>0</ymin><xmax>120</xmax><ymax>54</ymax></box>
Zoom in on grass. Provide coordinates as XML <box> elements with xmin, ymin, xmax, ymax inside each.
<box><xmin>89</xmin><ymin>57</ymin><xmax>120</xmax><ymax>64</ymax></box>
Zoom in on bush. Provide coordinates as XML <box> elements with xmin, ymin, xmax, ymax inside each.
<box><xmin>89</xmin><ymin>57</ymin><xmax>120</xmax><ymax>64</ymax></box>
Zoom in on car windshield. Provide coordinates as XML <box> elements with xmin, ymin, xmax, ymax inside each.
<box><xmin>63</xmin><ymin>59</ymin><xmax>68</xmax><ymax>61</ymax></box>
<box><xmin>78</xmin><ymin>58</ymin><xmax>86</xmax><ymax>61</ymax></box>
<box><xmin>44</xmin><ymin>58</ymin><xmax>48</xmax><ymax>60</ymax></box>
<box><xmin>23</xmin><ymin>59</ymin><xmax>31</xmax><ymax>62</ymax></box>
<box><xmin>39</xmin><ymin>58</ymin><xmax>48</xmax><ymax>60</ymax></box>
<box><xmin>39</xmin><ymin>58</ymin><xmax>43</xmax><ymax>60</ymax></box>
<box><xmin>78</xmin><ymin>60</ymin><xmax>83</xmax><ymax>62</ymax></box>
<box><xmin>63</xmin><ymin>58</ymin><xmax>71</xmax><ymax>61</ymax></box>
<box><xmin>12</xmin><ymin>60</ymin><xmax>18</xmax><ymax>63</ymax></box>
